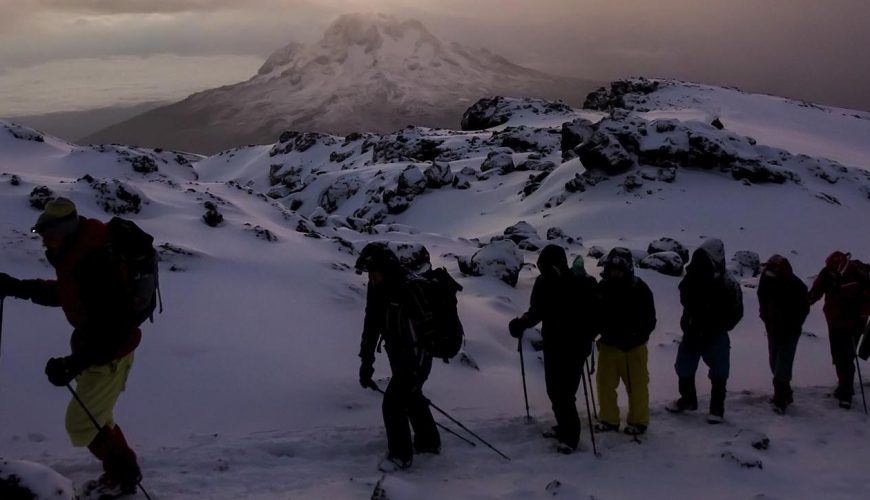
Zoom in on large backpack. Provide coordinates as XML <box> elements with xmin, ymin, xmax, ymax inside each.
<box><xmin>415</xmin><ymin>267</ymin><xmax>465</xmax><ymax>361</ymax></box>
<box><xmin>106</xmin><ymin>217</ymin><xmax>161</xmax><ymax>326</ymax></box>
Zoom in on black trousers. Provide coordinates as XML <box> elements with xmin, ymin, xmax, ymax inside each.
<box><xmin>829</xmin><ymin>325</ymin><xmax>862</xmax><ymax>397</ymax></box>
<box><xmin>543</xmin><ymin>347</ymin><xmax>583</xmax><ymax>448</ymax></box>
<box><xmin>383</xmin><ymin>355</ymin><xmax>440</xmax><ymax>461</ymax></box>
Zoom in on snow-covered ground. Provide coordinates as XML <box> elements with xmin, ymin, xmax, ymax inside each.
<box><xmin>1</xmin><ymin>79</ymin><xmax>869</xmax><ymax>499</ymax></box>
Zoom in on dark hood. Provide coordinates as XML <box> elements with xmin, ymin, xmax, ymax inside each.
<box><xmin>537</xmin><ymin>244</ymin><xmax>570</xmax><ymax>278</ymax></box>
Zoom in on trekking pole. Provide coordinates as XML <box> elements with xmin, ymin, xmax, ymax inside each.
<box><xmin>67</xmin><ymin>384</ymin><xmax>153</xmax><ymax>500</ymax></box>
<box><xmin>0</xmin><ymin>298</ymin><xmax>5</xmax><ymax>359</ymax></box>
<box><xmin>580</xmin><ymin>368</ymin><xmax>600</xmax><ymax>457</ymax></box>
<box><xmin>368</xmin><ymin>386</ymin><xmax>476</xmax><ymax>448</ymax></box>
<box><xmin>586</xmin><ymin>359</ymin><xmax>598</xmax><ymax>419</ymax></box>
<box><xmin>518</xmin><ymin>335</ymin><xmax>531</xmax><ymax>421</ymax></box>
<box><xmin>424</xmin><ymin>397</ymin><xmax>511</xmax><ymax>461</ymax></box>
<box><xmin>851</xmin><ymin>337</ymin><xmax>868</xmax><ymax>415</ymax></box>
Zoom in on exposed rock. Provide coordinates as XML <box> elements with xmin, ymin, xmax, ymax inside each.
<box><xmin>396</xmin><ymin>164</ymin><xmax>427</xmax><ymax>196</ymax></box>
<box><xmin>457</xmin><ymin>240</ymin><xmax>523</xmax><ymax>287</ymax></box>
<box><xmin>320</xmin><ymin>176</ymin><xmax>362</xmax><ymax>213</ymax></box>
<box><xmin>9</xmin><ymin>174</ymin><xmax>21</xmax><ymax>186</ymax></box>
<box><xmin>424</xmin><ymin>161</ymin><xmax>455</xmax><ymax>188</ymax></box>
<box><xmin>583</xmin><ymin>77</ymin><xmax>662</xmax><ymax>111</ymax></box>
<box><xmin>4</xmin><ymin>123</ymin><xmax>45</xmax><ymax>143</ymax></box>
<box><xmin>269</xmin><ymin>131</ymin><xmax>336</xmax><ymax>156</ymax></box>
<box><xmin>461</xmin><ymin>96</ymin><xmax>573</xmax><ymax>131</ymax></box>
<box><xmin>503</xmin><ymin>221</ymin><xmax>539</xmax><ymax>244</ymax></box>
<box><xmin>202</xmin><ymin>201</ymin><xmax>224</xmax><ymax>227</ymax></box>
<box><xmin>561</xmin><ymin>118</ymin><xmax>595</xmax><ymax>156</ymax></box>
<box><xmin>79</xmin><ymin>176</ymin><xmax>142</xmax><ymax>215</ymax></box>
<box><xmin>729</xmin><ymin>250</ymin><xmax>761</xmax><ymax>277</ymax></box>
<box><xmin>546</xmin><ymin>227</ymin><xmax>576</xmax><ymax>245</ymax></box>
<box><xmin>639</xmin><ymin>251</ymin><xmax>684</xmax><ymax>277</ymax></box>
<box><xmin>0</xmin><ymin>459</ymin><xmax>76</xmax><ymax>500</ymax></box>
<box><xmin>310</xmin><ymin>207</ymin><xmax>328</xmax><ymax>227</ymax></box>
<box><xmin>244</xmin><ymin>224</ymin><xmax>279</xmax><ymax>242</ymax></box>
<box><xmin>130</xmin><ymin>155</ymin><xmax>158</xmax><ymax>174</ymax></box>
<box><xmin>452</xmin><ymin>166</ymin><xmax>476</xmax><ymax>190</ymax></box>
<box><xmin>587</xmin><ymin>246</ymin><xmax>606</xmax><ymax>259</ymax></box>
<box><xmin>622</xmin><ymin>174</ymin><xmax>643</xmax><ymax>191</ymax></box>
<box><xmin>480</xmin><ymin>150</ymin><xmax>515</xmax><ymax>174</ymax></box>
<box><xmin>29</xmin><ymin>186</ymin><xmax>55</xmax><ymax>210</ymax></box>
<box><xmin>711</xmin><ymin>117</ymin><xmax>725</xmax><ymax>130</ymax></box>
<box><xmin>648</xmin><ymin>237</ymin><xmax>689</xmax><ymax>263</ymax></box>
<box><xmin>491</xmin><ymin>126</ymin><xmax>561</xmax><ymax>154</ymax></box>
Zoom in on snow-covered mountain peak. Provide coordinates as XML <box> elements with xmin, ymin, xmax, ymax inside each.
<box><xmin>84</xmin><ymin>14</ymin><xmax>587</xmax><ymax>153</ymax></box>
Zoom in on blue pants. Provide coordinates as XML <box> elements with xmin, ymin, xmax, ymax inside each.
<box><xmin>675</xmin><ymin>332</ymin><xmax>730</xmax><ymax>384</ymax></box>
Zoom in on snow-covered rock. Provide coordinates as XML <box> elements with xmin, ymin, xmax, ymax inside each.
<box><xmin>457</xmin><ymin>239</ymin><xmax>523</xmax><ymax>286</ymax></box>
<box><xmin>639</xmin><ymin>251</ymin><xmax>685</xmax><ymax>277</ymax></box>
<box><xmin>0</xmin><ymin>459</ymin><xmax>74</xmax><ymax>500</ymax></box>
<box><xmin>729</xmin><ymin>250</ymin><xmax>762</xmax><ymax>277</ymax></box>
<box><xmin>424</xmin><ymin>161</ymin><xmax>454</xmax><ymax>188</ymax></box>
<box><xmin>386</xmin><ymin>241</ymin><xmax>432</xmax><ymax>273</ymax></box>
<box><xmin>480</xmin><ymin>150</ymin><xmax>515</xmax><ymax>175</ymax></box>
<box><xmin>648</xmin><ymin>237</ymin><xmax>690</xmax><ymax>263</ymax></box>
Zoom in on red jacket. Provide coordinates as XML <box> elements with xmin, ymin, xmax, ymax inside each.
<box><xmin>809</xmin><ymin>258</ymin><xmax>870</xmax><ymax>332</ymax></box>
<box><xmin>25</xmin><ymin>217</ymin><xmax>141</xmax><ymax>367</ymax></box>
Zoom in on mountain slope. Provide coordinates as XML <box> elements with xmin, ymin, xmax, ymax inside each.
<box><xmin>83</xmin><ymin>13</ymin><xmax>594</xmax><ymax>154</ymax></box>
<box><xmin>2</xmin><ymin>80</ymin><xmax>870</xmax><ymax>498</ymax></box>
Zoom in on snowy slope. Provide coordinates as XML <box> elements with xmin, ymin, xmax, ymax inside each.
<box><xmin>83</xmin><ymin>13</ymin><xmax>592</xmax><ymax>155</ymax></box>
<box><xmin>1</xmin><ymin>80</ymin><xmax>870</xmax><ymax>499</ymax></box>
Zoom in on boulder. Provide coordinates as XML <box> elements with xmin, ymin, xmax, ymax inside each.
<box><xmin>480</xmin><ymin>151</ymin><xmax>515</xmax><ymax>175</ymax></box>
<box><xmin>396</xmin><ymin>164</ymin><xmax>427</xmax><ymax>196</ymax></box>
<box><xmin>424</xmin><ymin>161</ymin><xmax>454</xmax><ymax>188</ymax></box>
<box><xmin>639</xmin><ymin>251</ymin><xmax>684</xmax><ymax>277</ymax></box>
<box><xmin>457</xmin><ymin>240</ymin><xmax>524</xmax><ymax>287</ymax></box>
<box><xmin>648</xmin><ymin>237</ymin><xmax>689</xmax><ymax>263</ymax></box>
<box><xmin>503</xmin><ymin>221</ymin><xmax>539</xmax><ymax>244</ymax></box>
<box><xmin>29</xmin><ymin>186</ymin><xmax>55</xmax><ymax>210</ymax></box>
<box><xmin>729</xmin><ymin>250</ymin><xmax>761</xmax><ymax>277</ymax></box>
<box><xmin>0</xmin><ymin>459</ymin><xmax>75</xmax><ymax>500</ymax></box>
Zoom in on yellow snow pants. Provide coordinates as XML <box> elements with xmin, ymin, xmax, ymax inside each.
<box><xmin>596</xmin><ymin>343</ymin><xmax>649</xmax><ymax>427</ymax></box>
<box><xmin>65</xmin><ymin>353</ymin><xmax>134</xmax><ymax>447</ymax></box>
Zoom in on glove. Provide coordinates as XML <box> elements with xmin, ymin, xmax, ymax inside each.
<box><xmin>359</xmin><ymin>363</ymin><xmax>376</xmax><ymax>390</ymax></box>
<box><xmin>45</xmin><ymin>356</ymin><xmax>81</xmax><ymax>387</ymax></box>
<box><xmin>509</xmin><ymin>318</ymin><xmax>526</xmax><ymax>339</ymax></box>
<box><xmin>0</xmin><ymin>273</ymin><xmax>23</xmax><ymax>299</ymax></box>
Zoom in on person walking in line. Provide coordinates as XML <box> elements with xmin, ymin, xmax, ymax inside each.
<box><xmin>0</xmin><ymin>198</ymin><xmax>144</xmax><ymax>498</ymax></box>
<box><xmin>509</xmin><ymin>244</ymin><xmax>598</xmax><ymax>453</ymax></box>
<box><xmin>594</xmin><ymin>248</ymin><xmax>656</xmax><ymax>436</ymax></box>
<box><xmin>667</xmin><ymin>238</ymin><xmax>743</xmax><ymax>424</ymax></box>
<box><xmin>758</xmin><ymin>254</ymin><xmax>809</xmax><ymax>414</ymax></box>
<box><xmin>809</xmin><ymin>251</ymin><xmax>870</xmax><ymax>409</ymax></box>
<box><xmin>356</xmin><ymin>242</ymin><xmax>441</xmax><ymax>472</ymax></box>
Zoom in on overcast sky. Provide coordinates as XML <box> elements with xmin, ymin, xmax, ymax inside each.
<box><xmin>2</xmin><ymin>0</ymin><xmax>869</xmax><ymax>115</ymax></box>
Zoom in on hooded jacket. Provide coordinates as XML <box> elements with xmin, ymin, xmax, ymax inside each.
<box><xmin>517</xmin><ymin>245</ymin><xmax>598</xmax><ymax>352</ymax></box>
<box><xmin>758</xmin><ymin>254</ymin><xmax>809</xmax><ymax>337</ymax></box>
<box><xmin>809</xmin><ymin>251</ymin><xmax>870</xmax><ymax>331</ymax></box>
<box><xmin>679</xmin><ymin>239</ymin><xmax>744</xmax><ymax>341</ymax></box>
<box><xmin>597</xmin><ymin>248</ymin><xmax>657</xmax><ymax>351</ymax></box>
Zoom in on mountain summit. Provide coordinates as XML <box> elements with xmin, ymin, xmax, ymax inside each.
<box><xmin>84</xmin><ymin>13</ymin><xmax>590</xmax><ymax>154</ymax></box>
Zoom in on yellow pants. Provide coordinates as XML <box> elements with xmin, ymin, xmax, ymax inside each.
<box><xmin>66</xmin><ymin>353</ymin><xmax>134</xmax><ymax>447</ymax></box>
<box><xmin>596</xmin><ymin>343</ymin><xmax>649</xmax><ymax>427</ymax></box>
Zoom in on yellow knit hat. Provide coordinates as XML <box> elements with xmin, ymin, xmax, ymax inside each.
<box><xmin>33</xmin><ymin>197</ymin><xmax>79</xmax><ymax>235</ymax></box>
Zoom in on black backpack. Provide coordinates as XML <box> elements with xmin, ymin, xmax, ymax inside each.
<box><xmin>415</xmin><ymin>267</ymin><xmax>465</xmax><ymax>361</ymax></box>
<box><xmin>106</xmin><ymin>217</ymin><xmax>161</xmax><ymax>326</ymax></box>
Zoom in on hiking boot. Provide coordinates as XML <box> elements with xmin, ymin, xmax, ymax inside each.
<box><xmin>414</xmin><ymin>444</ymin><xmax>441</xmax><ymax>455</ymax></box>
<box><xmin>542</xmin><ymin>425</ymin><xmax>560</xmax><ymax>440</ymax></box>
<box><xmin>666</xmin><ymin>398</ymin><xmax>698</xmax><ymax>413</ymax></box>
<box><xmin>378</xmin><ymin>456</ymin><xmax>412</xmax><ymax>473</ymax></box>
<box><xmin>79</xmin><ymin>473</ymin><xmax>138</xmax><ymax>500</ymax></box>
<box><xmin>594</xmin><ymin>422</ymin><xmax>620</xmax><ymax>433</ymax></box>
<box><xmin>623</xmin><ymin>423</ymin><xmax>647</xmax><ymax>436</ymax></box>
<box><xmin>839</xmin><ymin>397</ymin><xmax>853</xmax><ymax>410</ymax></box>
<box><xmin>706</xmin><ymin>412</ymin><xmax>725</xmax><ymax>425</ymax></box>
<box><xmin>554</xmin><ymin>442</ymin><xmax>576</xmax><ymax>455</ymax></box>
